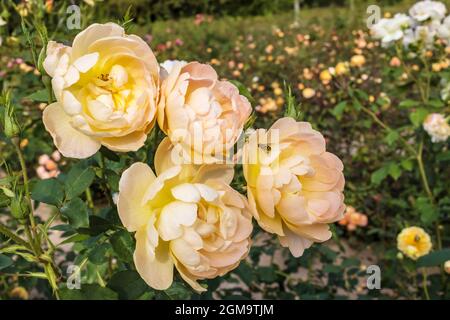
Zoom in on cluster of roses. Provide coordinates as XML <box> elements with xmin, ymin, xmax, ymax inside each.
<box><xmin>42</xmin><ymin>23</ymin><xmax>345</xmax><ymax>292</ymax></box>
<box><xmin>371</xmin><ymin>0</ymin><xmax>449</xmax><ymax>48</ymax></box>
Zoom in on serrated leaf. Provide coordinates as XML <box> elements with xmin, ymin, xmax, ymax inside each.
<box><xmin>0</xmin><ymin>253</ymin><xmax>13</xmax><ymax>270</ymax></box>
<box><xmin>26</xmin><ymin>89</ymin><xmax>49</xmax><ymax>102</ymax></box>
<box><xmin>65</xmin><ymin>164</ymin><xmax>95</xmax><ymax>200</ymax></box>
<box><xmin>330</xmin><ymin>101</ymin><xmax>347</xmax><ymax>120</ymax></box>
<box><xmin>60</xmin><ymin>197</ymin><xmax>89</xmax><ymax>228</ymax></box>
<box><xmin>60</xmin><ymin>233</ymin><xmax>89</xmax><ymax>245</ymax></box>
<box><xmin>417</xmin><ymin>249</ymin><xmax>450</xmax><ymax>267</ymax></box>
<box><xmin>88</xmin><ymin>243</ymin><xmax>110</xmax><ymax>265</ymax></box>
<box><xmin>385</xmin><ymin>130</ymin><xmax>399</xmax><ymax>146</ymax></box>
<box><xmin>31</xmin><ymin>178</ymin><xmax>64</xmax><ymax>206</ymax></box>
<box><xmin>401</xmin><ymin>159</ymin><xmax>414</xmax><ymax>171</ymax></box>
<box><xmin>427</xmin><ymin>99</ymin><xmax>444</xmax><ymax>108</ymax></box>
<box><xmin>388</xmin><ymin>163</ymin><xmax>402</xmax><ymax>180</ymax></box>
<box><xmin>371</xmin><ymin>166</ymin><xmax>389</xmax><ymax>185</ymax></box>
<box><xmin>399</xmin><ymin>99</ymin><xmax>420</xmax><ymax>109</ymax></box>
<box><xmin>416</xmin><ymin>197</ymin><xmax>438</xmax><ymax>225</ymax></box>
<box><xmin>409</xmin><ymin>108</ymin><xmax>428</xmax><ymax>127</ymax></box>
<box><xmin>437</xmin><ymin>151</ymin><xmax>450</xmax><ymax>162</ymax></box>
<box><xmin>110</xmin><ymin>230</ymin><xmax>134</xmax><ymax>263</ymax></box>
<box><xmin>108</xmin><ymin>270</ymin><xmax>148</xmax><ymax>299</ymax></box>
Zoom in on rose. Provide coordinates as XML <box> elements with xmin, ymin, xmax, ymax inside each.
<box><xmin>350</xmin><ymin>54</ymin><xmax>366</xmax><ymax>68</ymax></box>
<box><xmin>423</xmin><ymin>113</ymin><xmax>450</xmax><ymax>143</ymax></box>
<box><xmin>117</xmin><ymin>138</ymin><xmax>253</xmax><ymax>291</ymax></box>
<box><xmin>397</xmin><ymin>226</ymin><xmax>432</xmax><ymax>260</ymax></box>
<box><xmin>242</xmin><ymin>117</ymin><xmax>345</xmax><ymax>257</ymax></box>
<box><xmin>43</xmin><ymin>23</ymin><xmax>159</xmax><ymax>158</ymax></box>
<box><xmin>409</xmin><ymin>0</ymin><xmax>447</xmax><ymax>22</ymax></box>
<box><xmin>157</xmin><ymin>61</ymin><xmax>251</xmax><ymax>164</ymax></box>
<box><xmin>371</xmin><ymin>14</ymin><xmax>413</xmax><ymax>46</ymax></box>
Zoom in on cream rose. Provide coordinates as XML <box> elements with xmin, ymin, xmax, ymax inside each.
<box><xmin>117</xmin><ymin>138</ymin><xmax>253</xmax><ymax>292</ymax></box>
<box><xmin>157</xmin><ymin>61</ymin><xmax>251</xmax><ymax>164</ymax></box>
<box><xmin>242</xmin><ymin>117</ymin><xmax>345</xmax><ymax>257</ymax></box>
<box><xmin>43</xmin><ymin>23</ymin><xmax>159</xmax><ymax>158</ymax></box>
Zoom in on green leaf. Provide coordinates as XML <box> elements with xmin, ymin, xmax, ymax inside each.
<box><xmin>60</xmin><ymin>284</ymin><xmax>118</xmax><ymax>300</ymax></box>
<box><xmin>100</xmin><ymin>146</ymin><xmax>120</xmax><ymax>162</ymax></box>
<box><xmin>371</xmin><ymin>166</ymin><xmax>389</xmax><ymax>185</ymax></box>
<box><xmin>330</xmin><ymin>101</ymin><xmax>347</xmax><ymax>120</ymax></box>
<box><xmin>427</xmin><ymin>99</ymin><xmax>444</xmax><ymax>108</ymax></box>
<box><xmin>0</xmin><ymin>253</ymin><xmax>13</xmax><ymax>270</ymax></box>
<box><xmin>78</xmin><ymin>216</ymin><xmax>113</xmax><ymax>236</ymax></box>
<box><xmin>437</xmin><ymin>151</ymin><xmax>450</xmax><ymax>162</ymax></box>
<box><xmin>31</xmin><ymin>178</ymin><xmax>64</xmax><ymax>206</ymax></box>
<box><xmin>399</xmin><ymin>99</ymin><xmax>420</xmax><ymax>109</ymax></box>
<box><xmin>164</xmin><ymin>282</ymin><xmax>193</xmax><ymax>299</ymax></box>
<box><xmin>416</xmin><ymin>197</ymin><xmax>438</xmax><ymax>225</ymax></box>
<box><xmin>384</xmin><ymin>130</ymin><xmax>399</xmax><ymax>146</ymax></box>
<box><xmin>60</xmin><ymin>233</ymin><xmax>90</xmax><ymax>245</ymax></box>
<box><xmin>409</xmin><ymin>108</ymin><xmax>428</xmax><ymax>127</ymax></box>
<box><xmin>0</xmin><ymin>186</ymin><xmax>14</xmax><ymax>198</ymax></box>
<box><xmin>235</xmin><ymin>262</ymin><xmax>256</xmax><ymax>286</ymax></box>
<box><xmin>388</xmin><ymin>163</ymin><xmax>402</xmax><ymax>180</ymax></box>
<box><xmin>110</xmin><ymin>230</ymin><xmax>134</xmax><ymax>263</ymax></box>
<box><xmin>258</xmin><ymin>266</ymin><xmax>277</xmax><ymax>282</ymax></box>
<box><xmin>26</xmin><ymin>89</ymin><xmax>49</xmax><ymax>102</ymax></box>
<box><xmin>323</xmin><ymin>265</ymin><xmax>341</xmax><ymax>273</ymax></box>
<box><xmin>229</xmin><ymin>80</ymin><xmax>255</xmax><ymax>105</ymax></box>
<box><xmin>88</xmin><ymin>243</ymin><xmax>110</xmax><ymax>265</ymax></box>
<box><xmin>64</xmin><ymin>163</ymin><xmax>95</xmax><ymax>200</ymax></box>
<box><xmin>108</xmin><ymin>270</ymin><xmax>148</xmax><ymax>299</ymax></box>
<box><xmin>401</xmin><ymin>159</ymin><xmax>414</xmax><ymax>171</ymax></box>
<box><xmin>352</xmin><ymin>99</ymin><xmax>363</xmax><ymax>111</ymax></box>
<box><xmin>60</xmin><ymin>198</ymin><xmax>89</xmax><ymax>228</ymax></box>
<box><xmin>417</xmin><ymin>249</ymin><xmax>450</xmax><ymax>267</ymax></box>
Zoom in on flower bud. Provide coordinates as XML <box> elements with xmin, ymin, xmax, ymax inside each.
<box><xmin>1</xmin><ymin>90</ymin><xmax>21</xmax><ymax>138</ymax></box>
<box><xmin>10</xmin><ymin>195</ymin><xmax>29</xmax><ymax>220</ymax></box>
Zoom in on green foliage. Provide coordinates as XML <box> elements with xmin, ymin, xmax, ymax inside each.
<box><xmin>60</xmin><ymin>197</ymin><xmax>89</xmax><ymax>229</ymax></box>
<box><xmin>31</xmin><ymin>178</ymin><xmax>64</xmax><ymax>206</ymax></box>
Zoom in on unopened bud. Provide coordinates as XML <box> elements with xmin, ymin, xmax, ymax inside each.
<box><xmin>1</xmin><ymin>90</ymin><xmax>21</xmax><ymax>138</ymax></box>
<box><xmin>10</xmin><ymin>195</ymin><xmax>29</xmax><ymax>220</ymax></box>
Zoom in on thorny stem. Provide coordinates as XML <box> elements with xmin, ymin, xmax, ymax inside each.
<box><xmin>12</xmin><ymin>138</ymin><xmax>40</xmax><ymax>254</ymax></box>
<box><xmin>11</xmin><ymin>138</ymin><xmax>61</xmax><ymax>299</ymax></box>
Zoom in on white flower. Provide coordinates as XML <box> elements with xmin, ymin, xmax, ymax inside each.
<box><xmin>0</xmin><ymin>16</ymin><xmax>6</xmax><ymax>27</ymax></box>
<box><xmin>438</xmin><ymin>16</ymin><xmax>450</xmax><ymax>41</ymax></box>
<box><xmin>423</xmin><ymin>113</ymin><xmax>450</xmax><ymax>143</ymax></box>
<box><xmin>409</xmin><ymin>1</ymin><xmax>447</xmax><ymax>22</ymax></box>
<box><xmin>441</xmin><ymin>78</ymin><xmax>450</xmax><ymax>101</ymax></box>
<box><xmin>371</xmin><ymin>14</ymin><xmax>413</xmax><ymax>46</ymax></box>
<box><xmin>403</xmin><ymin>21</ymin><xmax>440</xmax><ymax>47</ymax></box>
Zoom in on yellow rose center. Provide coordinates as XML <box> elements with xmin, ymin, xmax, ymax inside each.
<box><xmin>81</xmin><ymin>64</ymin><xmax>133</xmax><ymax>118</ymax></box>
